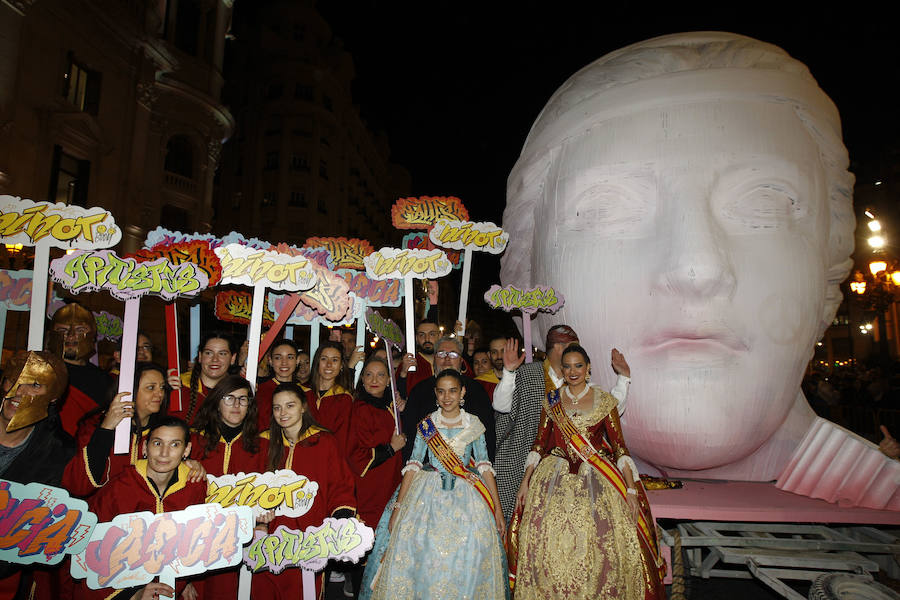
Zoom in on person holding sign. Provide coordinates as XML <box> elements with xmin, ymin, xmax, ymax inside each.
<box><xmin>307</xmin><ymin>341</ymin><xmax>354</xmax><ymax>456</ymax></box>
<box><xmin>174</xmin><ymin>332</ymin><xmax>239</xmax><ymax>425</ymax></box>
<box><xmin>256</xmin><ymin>384</ymin><xmax>356</xmax><ymax>600</ymax></box>
<box><xmin>255</xmin><ymin>340</ymin><xmax>309</xmax><ymax>431</ymax></box>
<box><xmin>75</xmin><ymin>416</ymin><xmax>207</xmax><ymax>600</ymax></box>
<box><xmin>191</xmin><ymin>375</ymin><xmax>270</xmax><ymax>599</ymax></box>
<box><xmin>361</xmin><ymin>369</ymin><xmax>508</xmax><ymax>600</ymax></box>
<box><xmin>509</xmin><ymin>345</ymin><xmax>664</xmax><ymax>599</ymax></box>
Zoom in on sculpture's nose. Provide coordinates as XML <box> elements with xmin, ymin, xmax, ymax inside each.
<box><xmin>654</xmin><ymin>186</ymin><xmax>737</xmax><ymax>299</ymax></box>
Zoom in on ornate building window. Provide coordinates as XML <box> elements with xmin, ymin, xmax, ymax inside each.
<box><xmin>48</xmin><ymin>146</ymin><xmax>90</xmax><ymax>207</ymax></box>
<box><xmin>63</xmin><ymin>53</ymin><xmax>101</xmax><ymax>115</ymax></box>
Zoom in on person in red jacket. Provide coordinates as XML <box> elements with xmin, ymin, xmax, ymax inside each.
<box><xmin>172</xmin><ymin>332</ymin><xmax>238</xmax><ymax>425</ymax></box>
<box><xmin>76</xmin><ymin>416</ymin><xmax>207</xmax><ymax>600</ymax></box>
<box><xmin>254</xmin><ymin>340</ymin><xmax>309</xmax><ymax>431</ymax></box>
<box><xmin>255</xmin><ymin>384</ymin><xmax>356</xmax><ymax>599</ymax></box>
<box><xmin>307</xmin><ymin>341</ymin><xmax>353</xmax><ymax>457</ymax></box>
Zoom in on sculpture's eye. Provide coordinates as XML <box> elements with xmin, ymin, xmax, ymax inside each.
<box><xmin>558</xmin><ymin>178</ymin><xmax>653</xmax><ymax>236</ymax></box>
<box><xmin>716</xmin><ymin>175</ymin><xmax>807</xmax><ymax>231</ymax></box>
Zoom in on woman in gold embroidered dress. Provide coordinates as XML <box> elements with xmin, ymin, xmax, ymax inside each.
<box><xmin>510</xmin><ymin>345</ymin><xmax>665</xmax><ymax>599</ymax></box>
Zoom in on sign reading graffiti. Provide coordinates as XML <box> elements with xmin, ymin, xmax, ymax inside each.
<box><xmin>0</xmin><ymin>480</ymin><xmax>97</xmax><ymax>566</ymax></box>
<box><xmin>70</xmin><ymin>504</ymin><xmax>253</xmax><ymax>590</ymax></box>
<box><xmin>130</xmin><ymin>239</ymin><xmax>223</xmax><ymax>286</ymax></box>
<box><xmin>94</xmin><ymin>310</ymin><xmax>124</xmax><ymax>341</ymax></box>
<box><xmin>215</xmin><ymin>290</ymin><xmax>276</xmax><ymax>326</ymax></box>
<box><xmin>215</xmin><ymin>244</ymin><xmax>317</xmax><ymax>291</ymax></box>
<box><xmin>206</xmin><ymin>470</ymin><xmax>319</xmax><ymax>519</ymax></box>
<box><xmin>484</xmin><ymin>284</ymin><xmax>566</xmax><ymax>314</ymax></box>
<box><xmin>142</xmin><ymin>227</ymin><xmax>271</xmax><ymax>253</ymax></box>
<box><xmin>303</xmin><ymin>237</ymin><xmax>374</xmax><ymax>270</ymax></box>
<box><xmin>402</xmin><ymin>232</ymin><xmax>462</xmax><ymax>269</ymax></box>
<box><xmin>429</xmin><ymin>219</ymin><xmax>509</xmax><ymax>254</ymax></box>
<box><xmin>364</xmin><ymin>309</ymin><xmax>404</xmax><ymax>348</ymax></box>
<box><xmin>391</xmin><ymin>196</ymin><xmax>469</xmax><ymax>230</ymax></box>
<box><xmin>339</xmin><ymin>270</ymin><xmax>403</xmax><ymax>307</ymax></box>
<box><xmin>0</xmin><ymin>269</ymin><xmax>33</xmax><ymax>310</ymax></box>
<box><xmin>243</xmin><ymin>519</ymin><xmax>374</xmax><ymax>574</ymax></box>
<box><xmin>0</xmin><ymin>196</ymin><xmax>121</xmax><ymax>249</ymax></box>
<box><xmin>49</xmin><ymin>250</ymin><xmax>208</xmax><ymax>301</ymax></box>
<box><xmin>364</xmin><ymin>248</ymin><xmax>452</xmax><ymax>281</ymax></box>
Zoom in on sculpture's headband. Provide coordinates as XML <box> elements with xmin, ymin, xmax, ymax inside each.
<box><xmin>3</xmin><ymin>351</ymin><xmax>68</xmax><ymax>431</ymax></box>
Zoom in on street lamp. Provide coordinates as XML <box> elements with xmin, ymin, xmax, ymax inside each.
<box><xmin>851</xmin><ymin>259</ymin><xmax>900</xmax><ymax>361</ymax></box>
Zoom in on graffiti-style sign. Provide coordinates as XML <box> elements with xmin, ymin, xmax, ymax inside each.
<box><xmin>339</xmin><ymin>270</ymin><xmax>403</xmax><ymax>307</ymax></box>
<box><xmin>402</xmin><ymin>232</ymin><xmax>462</xmax><ymax>269</ymax></box>
<box><xmin>206</xmin><ymin>470</ymin><xmax>319</xmax><ymax>519</ymax></box>
<box><xmin>269</xmin><ymin>293</ymin><xmax>355</xmax><ymax>328</ymax></box>
<box><xmin>0</xmin><ymin>197</ymin><xmax>121</xmax><ymax>249</ymax></box>
<box><xmin>214</xmin><ymin>244</ymin><xmax>317</xmax><ymax>292</ymax></box>
<box><xmin>303</xmin><ymin>237</ymin><xmax>374</xmax><ymax>270</ymax></box>
<box><xmin>0</xmin><ymin>269</ymin><xmax>33</xmax><ymax>310</ymax></box>
<box><xmin>243</xmin><ymin>519</ymin><xmax>374</xmax><ymax>574</ymax></box>
<box><xmin>215</xmin><ymin>290</ymin><xmax>276</xmax><ymax>326</ymax></box>
<box><xmin>364</xmin><ymin>248</ymin><xmax>452</xmax><ymax>281</ymax></box>
<box><xmin>484</xmin><ymin>284</ymin><xmax>566</xmax><ymax>314</ymax></box>
<box><xmin>364</xmin><ymin>309</ymin><xmax>404</xmax><ymax>348</ymax></box>
<box><xmin>391</xmin><ymin>196</ymin><xmax>469</xmax><ymax>230</ymax></box>
<box><xmin>0</xmin><ymin>480</ymin><xmax>97</xmax><ymax>566</ymax></box>
<box><xmin>429</xmin><ymin>219</ymin><xmax>509</xmax><ymax>254</ymax></box>
<box><xmin>94</xmin><ymin>310</ymin><xmax>124</xmax><ymax>341</ymax></box>
<box><xmin>130</xmin><ymin>239</ymin><xmax>223</xmax><ymax>286</ymax></box>
<box><xmin>49</xmin><ymin>250</ymin><xmax>208</xmax><ymax>301</ymax></box>
<box><xmin>142</xmin><ymin>227</ymin><xmax>271</xmax><ymax>253</ymax></box>
<box><xmin>70</xmin><ymin>504</ymin><xmax>253</xmax><ymax>590</ymax></box>
<box><xmin>298</xmin><ymin>261</ymin><xmax>353</xmax><ymax>322</ymax></box>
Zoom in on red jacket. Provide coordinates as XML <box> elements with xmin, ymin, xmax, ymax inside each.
<box><xmin>348</xmin><ymin>400</ymin><xmax>403</xmax><ymax>525</ymax></box>
<box><xmin>169</xmin><ymin>381</ymin><xmax>211</xmax><ymax>426</ymax></box>
<box><xmin>190</xmin><ymin>430</ymin><xmax>269</xmax><ymax>477</ymax></box>
<box><xmin>255</xmin><ymin>379</ymin><xmax>311</xmax><ymax>432</ymax></box>
<box><xmin>306</xmin><ymin>386</ymin><xmax>353</xmax><ymax>457</ymax></box>
<box><xmin>62</xmin><ymin>414</ymin><xmax>149</xmax><ymax>498</ymax></box>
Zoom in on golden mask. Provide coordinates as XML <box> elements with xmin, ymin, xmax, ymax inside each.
<box><xmin>51</xmin><ymin>303</ymin><xmax>97</xmax><ymax>361</ymax></box>
<box><xmin>3</xmin><ymin>351</ymin><xmax>68</xmax><ymax>432</ymax></box>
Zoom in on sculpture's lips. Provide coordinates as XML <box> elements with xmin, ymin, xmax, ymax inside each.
<box><xmin>640</xmin><ymin>329</ymin><xmax>747</xmax><ymax>364</ymax></box>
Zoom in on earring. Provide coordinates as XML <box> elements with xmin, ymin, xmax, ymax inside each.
<box><xmin>142</xmin><ymin>452</ymin><xmax>147</xmax><ymax>458</ymax></box>
<box><xmin>460</xmin><ymin>398</ymin><xmax>466</xmax><ymax>407</ymax></box>
<box><xmin>586</xmin><ymin>372</ymin><xmax>591</xmax><ymax>383</ymax></box>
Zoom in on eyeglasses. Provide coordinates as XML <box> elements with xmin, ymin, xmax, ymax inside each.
<box><xmin>436</xmin><ymin>351</ymin><xmax>460</xmax><ymax>360</ymax></box>
<box><xmin>137</xmin><ymin>344</ymin><xmax>153</xmax><ymax>351</ymax></box>
<box><xmin>222</xmin><ymin>395</ymin><xmax>250</xmax><ymax>407</ymax></box>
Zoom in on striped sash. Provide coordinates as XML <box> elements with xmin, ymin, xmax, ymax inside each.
<box><xmin>417</xmin><ymin>417</ymin><xmax>495</xmax><ymax>512</ymax></box>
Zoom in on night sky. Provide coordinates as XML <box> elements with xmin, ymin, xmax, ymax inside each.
<box><xmin>318</xmin><ymin>2</ymin><xmax>899</xmax><ymax>223</ymax></box>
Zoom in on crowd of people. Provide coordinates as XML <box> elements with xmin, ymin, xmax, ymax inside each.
<box><xmin>1</xmin><ymin>301</ymin><xmax>664</xmax><ymax>600</ymax></box>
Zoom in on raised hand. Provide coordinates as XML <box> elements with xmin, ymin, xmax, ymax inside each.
<box><xmin>503</xmin><ymin>338</ymin><xmax>525</xmax><ymax>372</ymax></box>
<box><xmin>610</xmin><ymin>348</ymin><xmax>630</xmax><ymax>378</ymax></box>
<box><xmin>880</xmin><ymin>425</ymin><xmax>900</xmax><ymax>459</ymax></box>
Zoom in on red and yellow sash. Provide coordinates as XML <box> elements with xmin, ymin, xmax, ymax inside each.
<box><xmin>546</xmin><ymin>389</ymin><xmax>665</xmax><ymax>573</ymax></box>
<box><xmin>417</xmin><ymin>417</ymin><xmax>495</xmax><ymax>513</ymax></box>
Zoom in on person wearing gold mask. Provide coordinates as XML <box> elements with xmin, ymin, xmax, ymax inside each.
<box><xmin>50</xmin><ymin>303</ymin><xmax>113</xmax><ymax>436</ymax></box>
<box><xmin>0</xmin><ymin>351</ymin><xmax>76</xmax><ymax>597</ymax></box>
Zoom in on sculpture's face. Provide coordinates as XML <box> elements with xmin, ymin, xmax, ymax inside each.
<box><xmin>536</xmin><ymin>99</ymin><xmax>829</xmax><ymax>470</ymax></box>
<box><xmin>51</xmin><ymin>304</ymin><xmax>97</xmax><ymax>362</ymax></box>
<box><xmin>3</xmin><ymin>351</ymin><xmax>67</xmax><ymax>432</ymax></box>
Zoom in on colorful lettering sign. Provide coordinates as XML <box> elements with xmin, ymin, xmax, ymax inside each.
<box><xmin>49</xmin><ymin>250</ymin><xmax>209</xmax><ymax>301</ymax></box>
<box><xmin>206</xmin><ymin>470</ymin><xmax>319</xmax><ymax>519</ymax></box>
<box><xmin>339</xmin><ymin>270</ymin><xmax>403</xmax><ymax>307</ymax></box>
<box><xmin>484</xmin><ymin>284</ymin><xmax>565</xmax><ymax>314</ymax></box>
<box><xmin>94</xmin><ymin>310</ymin><xmax>124</xmax><ymax>341</ymax></box>
<box><xmin>364</xmin><ymin>309</ymin><xmax>404</xmax><ymax>348</ymax></box>
<box><xmin>0</xmin><ymin>269</ymin><xmax>33</xmax><ymax>310</ymax></box>
<box><xmin>0</xmin><ymin>196</ymin><xmax>121</xmax><ymax>249</ymax></box>
<box><xmin>391</xmin><ymin>196</ymin><xmax>469</xmax><ymax>230</ymax></box>
<box><xmin>298</xmin><ymin>261</ymin><xmax>353</xmax><ymax>322</ymax></box>
<box><xmin>215</xmin><ymin>290</ymin><xmax>276</xmax><ymax>326</ymax></box>
<box><xmin>429</xmin><ymin>219</ymin><xmax>509</xmax><ymax>254</ymax></box>
<box><xmin>215</xmin><ymin>244</ymin><xmax>317</xmax><ymax>291</ymax></box>
<box><xmin>70</xmin><ymin>503</ymin><xmax>253</xmax><ymax>590</ymax></box>
<box><xmin>0</xmin><ymin>480</ymin><xmax>97</xmax><ymax>566</ymax></box>
<box><xmin>402</xmin><ymin>232</ymin><xmax>462</xmax><ymax>269</ymax></box>
<box><xmin>243</xmin><ymin>519</ymin><xmax>374</xmax><ymax>574</ymax></box>
<box><xmin>129</xmin><ymin>239</ymin><xmax>223</xmax><ymax>286</ymax></box>
<box><xmin>363</xmin><ymin>248</ymin><xmax>452</xmax><ymax>281</ymax></box>
<box><xmin>142</xmin><ymin>227</ymin><xmax>271</xmax><ymax>252</ymax></box>
<box><xmin>303</xmin><ymin>237</ymin><xmax>374</xmax><ymax>270</ymax></box>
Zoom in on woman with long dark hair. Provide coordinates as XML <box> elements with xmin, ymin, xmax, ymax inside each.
<box><xmin>254</xmin><ymin>383</ymin><xmax>356</xmax><ymax>600</ymax></box>
<box><xmin>171</xmin><ymin>331</ymin><xmax>238</xmax><ymax>425</ymax></box>
<box><xmin>254</xmin><ymin>339</ymin><xmax>307</xmax><ymax>431</ymax></box>
<box><xmin>307</xmin><ymin>340</ymin><xmax>353</xmax><ymax>455</ymax></box>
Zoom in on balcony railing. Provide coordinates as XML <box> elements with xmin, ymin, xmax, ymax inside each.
<box><xmin>164</xmin><ymin>171</ymin><xmax>198</xmax><ymax>195</ymax></box>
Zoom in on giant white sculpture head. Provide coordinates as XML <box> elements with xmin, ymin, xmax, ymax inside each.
<box><xmin>501</xmin><ymin>32</ymin><xmax>856</xmax><ymax>480</ymax></box>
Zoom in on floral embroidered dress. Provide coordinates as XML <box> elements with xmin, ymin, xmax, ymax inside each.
<box><xmin>510</xmin><ymin>388</ymin><xmax>665</xmax><ymax>600</ymax></box>
<box><xmin>360</xmin><ymin>409</ymin><xmax>509</xmax><ymax>600</ymax></box>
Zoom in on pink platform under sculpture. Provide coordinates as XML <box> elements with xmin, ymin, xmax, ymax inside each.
<box><xmin>500</xmin><ymin>31</ymin><xmax>900</xmax><ymax>510</ymax></box>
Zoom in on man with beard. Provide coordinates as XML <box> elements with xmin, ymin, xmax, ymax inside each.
<box><xmin>400</xmin><ymin>336</ymin><xmax>496</xmax><ymax>463</ymax></box>
<box><xmin>50</xmin><ymin>303</ymin><xmax>113</xmax><ymax>436</ymax></box>
<box><xmin>397</xmin><ymin>319</ymin><xmax>441</xmax><ymax>397</ymax></box>
<box><xmin>0</xmin><ymin>351</ymin><xmax>76</xmax><ymax>597</ymax></box>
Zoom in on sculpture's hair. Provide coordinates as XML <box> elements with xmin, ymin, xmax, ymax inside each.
<box><xmin>502</xmin><ymin>32</ymin><xmax>855</xmax><ymax>342</ymax></box>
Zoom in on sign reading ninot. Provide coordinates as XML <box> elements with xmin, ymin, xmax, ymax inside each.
<box><xmin>206</xmin><ymin>469</ymin><xmax>319</xmax><ymax>519</ymax></box>
<box><xmin>71</xmin><ymin>504</ymin><xmax>254</xmax><ymax>590</ymax></box>
<box><xmin>484</xmin><ymin>284</ymin><xmax>565</xmax><ymax>314</ymax></box>
<box><xmin>0</xmin><ymin>479</ymin><xmax>98</xmax><ymax>566</ymax></box>
<box><xmin>0</xmin><ymin>196</ymin><xmax>121</xmax><ymax>248</ymax></box>
<box><xmin>363</xmin><ymin>247</ymin><xmax>452</xmax><ymax>280</ymax></box>
<box><xmin>243</xmin><ymin>518</ymin><xmax>374</xmax><ymax>574</ymax></box>
<box><xmin>49</xmin><ymin>250</ymin><xmax>208</xmax><ymax>301</ymax></box>
<box><xmin>391</xmin><ymin>196</ymin><xmax>469</xmax><ymax>230</ymax></box>
<box><xmin>429</xmin><ymin>219</ymin><xmax>509</xmax><ymax>254</ymax></box>
<box><xmin>214</xmin><ymin>243</ymin><xmax>317</xmax><ymax>291</ymax></box>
